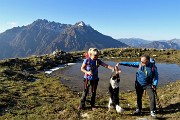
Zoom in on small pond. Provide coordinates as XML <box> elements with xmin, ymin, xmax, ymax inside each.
<box><xmin>51</xmin><ymin>61</ymin><xmax>180</xmax><ymax>93</ymax></box>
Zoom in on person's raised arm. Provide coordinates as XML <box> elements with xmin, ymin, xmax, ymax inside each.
<box><xmin>119</xmin><ymin>61</ymin><xmax>140</xmax><ymax>68</ymax></box>
<box><xmin>101</xmin><ymin>61</ymin><xmax>114</xmax><ymax>71</ymax></box>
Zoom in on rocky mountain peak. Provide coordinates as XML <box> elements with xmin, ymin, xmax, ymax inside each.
<box><xmin>0</xmin><ymin>19</ymin><xmax>128</xmax><ymax>59</ymax></box>
<box><xmin>75</xmin><ymin>21</ymin><xmax>86</xmax><ymax>27</ymax></box>
<box><xmin>31</xmin><ymin>19</ymin><xmax>49</xmax><ymax>26</ymax></box>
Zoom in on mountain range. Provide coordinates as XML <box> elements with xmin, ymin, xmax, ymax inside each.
<box><xmin>0</xmin><ymin>19</ymin><xmax>179</xmax><ymax>60</ymax></box>
<box><xmin>0</xmin><ymin>19</ymin><xmax>127</xmax><ymax>59</ymax></box>
<box><xmin>118</xmin><ymin>38</ymin><xmax>180</xmax><ymax>49</ymax></box>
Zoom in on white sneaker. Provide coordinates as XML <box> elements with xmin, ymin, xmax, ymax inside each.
<box><xmin>133</xmin><ymin>109</ymin><xmax>141</xmax><ymax>115</ymax></box>
<box><xmin>151</xmin><ymin>111</ymin><xmax>157</xmax><ymax>118</ymax></box>
<box><xmin>116</xmin><ymin>105</ymin><xmax>124</xmax><ymax>113</ymax></box>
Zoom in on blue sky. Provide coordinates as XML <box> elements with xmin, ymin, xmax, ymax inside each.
<box><xmin>0</xmin><ymin>0</ymin><xmax>179</xmax><ymax>40</ymax></box>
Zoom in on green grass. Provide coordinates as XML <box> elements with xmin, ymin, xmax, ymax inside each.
<box><xmin>0</xmin><ymin>48</ymin><xmax>180</xmax><ymax>119</ymax></box>
<box><xmin>0</xmin><ymin>71</ymin><xmax>179</xmax><ymax>120</ymax></box>
<box><xmin>0</xmin><ymin>73</ymin><xmax>81</xmax><ymax>120</ymax></box>
<box><xmin>73</xmin><ymin>48</ymin><xmax>180</xmax><ymax>65</ymax></box>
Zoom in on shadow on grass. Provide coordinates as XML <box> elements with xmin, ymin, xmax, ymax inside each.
<box><xmin>0</xmin><ymin>99</ymin><xmax>17</xmax><ymax>116</ymax></box>
<box><xmin>129</xmin><ymin>102</ymin><xmax>180</xmax><ymax>120</ymax></box>
<box><xmin>161</xmin><ymin>102</ymin><xmax>180</xmax><ymax>114</ymax></box>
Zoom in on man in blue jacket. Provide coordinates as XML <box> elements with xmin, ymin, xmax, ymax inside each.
<box><xmin>119</xmin><ymin>55</ymin><xmax>158</xmax><ymax>118</ymax></box>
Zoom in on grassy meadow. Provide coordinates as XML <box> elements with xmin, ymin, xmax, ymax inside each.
<box><xmin>0</xmin><ymin>48</ymin><xmax>180</xmax><ymax>120</ymax></box>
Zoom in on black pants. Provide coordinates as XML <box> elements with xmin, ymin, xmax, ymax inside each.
<box><xmin>135</xmin><ymin>81</ymin><xmax>156</xmax><ymax>111</ymax></box>
<box><xmin>109</xmin><ymin>84</ymin><xmax>119</xmax><ymax>106</ymax></box>
<box><xmin>80</xmin><ymin>79</ymin><xmax>99</xmax><ymax>108</ymax></box>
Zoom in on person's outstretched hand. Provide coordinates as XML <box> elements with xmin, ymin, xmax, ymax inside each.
<box><xmin>114</xmin><ymin>63</ymin><xmax>121</xmax><ymax>74</ymax></box>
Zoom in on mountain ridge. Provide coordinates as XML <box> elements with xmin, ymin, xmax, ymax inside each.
<box><xmin>118</xmin><ymin>38</ymin><xmax>180</xmax><ymax>49</ymax></box>
<box><xmin>1</xmin><ymin>19</ymin><xmax>179</xmax><ymax>60</ymax></box>
<box><xmin>0</xmin><ymin>19</ymin><xmax>128</xmax><ymax>59</ymax></box>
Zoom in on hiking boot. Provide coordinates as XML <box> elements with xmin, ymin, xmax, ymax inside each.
<box><xmin>133</xmin><ymin>109</ymin><xmax>142</xmax><ymax>115</ymax></box>
<box><xmin>150</xmin><ymin>111</ymin><xmax>157</xmax><ymax>118</ymax></box>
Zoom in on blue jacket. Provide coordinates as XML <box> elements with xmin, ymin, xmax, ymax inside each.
<box><xmin>119</xmin><ymin>61</ymin><xmax>158</xmax><ymax>87</ymax></box>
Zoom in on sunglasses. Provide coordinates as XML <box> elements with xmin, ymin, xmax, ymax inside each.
<box><xmin>141</xmin><ymin>61</ymin><xmax>147</xmax><ymax>64</ymax></box>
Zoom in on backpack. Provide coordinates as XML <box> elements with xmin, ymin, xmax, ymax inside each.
<box><xmin>85</xmin><ymin>57</ymin><xmax>100</xmax><ymax>72</ymax></box>
<box><xmin>84</xmin><ymin>52</ymin><xmax>89</xmax><ymax>59</ymax></box>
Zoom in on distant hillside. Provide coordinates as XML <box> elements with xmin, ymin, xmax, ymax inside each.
<box><xmin>117</xmin><ymin>38</ymin><xmax>151</xmax><ymax>47</ymax></box>
<box><xmin>118</xmin><ymin>38</ymin><xmax>180</xmax><ymax>49</ymax></box>
<box><xmin>140</xmin><ymin>40</ymin><xmax>180</xmax><ymax>49</ymax></box>
<box><xmin>0</xmin><ymin>19</ymin><xmax>128</xmax><ymax>59</ymax></box>
<box><xmin>167</xmin><ymin>38</ymin><xmax>180</xmax><ymax>46</ymax></box>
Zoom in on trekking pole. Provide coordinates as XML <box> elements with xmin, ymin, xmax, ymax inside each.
<box><xmin>154</xmin><ymin>90</ymin><xmax>163</xmax><ymax>112</ymax></box>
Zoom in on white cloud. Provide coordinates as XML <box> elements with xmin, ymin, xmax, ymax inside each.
<box><xmin>0</xmin><ymin>21</ymin><xmax>31</xmax><ymax>33</ymax></box>
<box><xmin>7</xmin><ymin>21</ymin><xmax>18</xmax><ymax>28</ymax></box>
<box><xmin>0</xmin><ymin>22</ymin><xmax>18</xmax><ymax>33</ymax></box>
